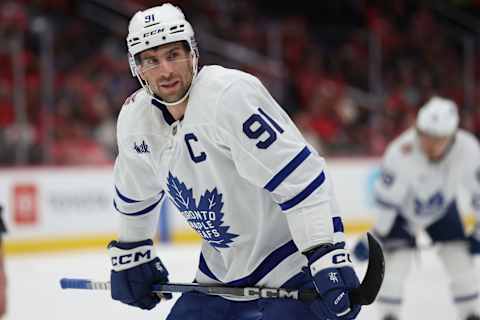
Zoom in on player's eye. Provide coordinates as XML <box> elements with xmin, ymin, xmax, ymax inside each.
<box><xmin>142</xmin><ymin>57</ymin><xmax>158</xmax><ymax>66</ymax></box>
<box><xmin>166</xmin><ymin>51</ymin><xmax>180</xmax><ymax>61</ymax></box>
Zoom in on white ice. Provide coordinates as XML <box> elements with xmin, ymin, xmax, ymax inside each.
<box><xmin>5</xmin><ymin>239</ymin><xmax>473</xmax><ymax>320</ymax></box>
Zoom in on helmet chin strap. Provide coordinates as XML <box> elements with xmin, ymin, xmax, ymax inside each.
<box><xmin>138</xmin><ymin>52</ymin><xmax>198</xmax><ymax>107</ymax></box>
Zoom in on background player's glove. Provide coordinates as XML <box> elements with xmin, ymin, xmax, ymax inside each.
<box><xmin>352</xmin><ymin>237</ymin><xmax>369</xmax><ymax>262</ymax></box>
<box><xmin>306</xmin><ymin>242</ymin><xmax>361</xmax><ymax>320</ymax></box>
<box><xmin>468</xmin><ymin>230</ymin><xmax>480</xmax><ymax>254</ymax></box>
<box><xmin>108</xmin><ymin>239</ymin><xmax>172</xmax><ymax>310</ymax></box>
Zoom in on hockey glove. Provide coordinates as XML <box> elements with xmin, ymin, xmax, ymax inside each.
<box><xmin>108</xmin><ymin>239</ymin><xmax>172</xmax><ymax>310</ymax></box>
<box><xmin>468</xmin><ymin>230</ymin><xmax>480</xmax><ymax>255</ymax></box>
<box><xmin>352</xmin><ymin>237</ymin><xmax>369</xmax><ymax>262</ymax></box>
<box><xmin>306</xmin><ymin>242</ymin><xmax>361</xmax><ymax>320</ymax></box>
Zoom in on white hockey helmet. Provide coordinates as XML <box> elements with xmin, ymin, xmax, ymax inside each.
<box><xmin>126</xmin><ymin>3</ymin><xmax>199</xmax><ymax>106</ymax></box>
<box><xmin>416</xmin><ymin>96</ymin><xmax>459</xmax><ymax>137</ymax></box>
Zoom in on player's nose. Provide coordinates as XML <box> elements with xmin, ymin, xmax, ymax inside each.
<box><xmin>147</xmin><ymin>59</ymin><xmax>174</xmax><ymax>78</ymax></box>
<box><xmin>158</xmin><ymin>59</ymin><xmax>176</xmax><ymax>74</ymax></box>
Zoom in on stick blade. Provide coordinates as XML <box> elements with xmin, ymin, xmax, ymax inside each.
<box><xmin>349</xmin><ymin>232</ymin><xmax>385</xmax><ymax>305</ymax></box>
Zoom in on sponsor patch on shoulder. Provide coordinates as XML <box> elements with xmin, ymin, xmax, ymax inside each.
<box><xmin>124</xmin><ymin>89</ymin><xmax>141</xmax><ymax>106</ymax></box>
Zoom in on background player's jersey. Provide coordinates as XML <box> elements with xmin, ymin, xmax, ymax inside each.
<box><xmin>375</xmin><ymin>128</ymin><xmax>480</xmax><ymax>230</ymax></box>
<box><xmin>113</xmin><ymin>65</ymin><xmax>344</xmax><ymax>294</ymax></box>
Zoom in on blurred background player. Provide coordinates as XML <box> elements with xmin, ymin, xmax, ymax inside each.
<box><xmin>108</xmin><ymin>3</ymin><xmax>364</xmax><ymax>320</ymax></box>
<box><xmin>353</xmin><ymin>96</ymin><xmax>480</xmax><ymax>320</ymax></box>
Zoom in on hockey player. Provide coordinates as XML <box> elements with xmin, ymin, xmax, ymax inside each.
<box><xmin>353</xmin><ymin>96</ymin><xmax>480</xmax><ymax>320</ymax></box>
<box><xmin>108</xmin><ymin>3</ymin><xmax>363</xmax><ymax>320</ymax></box>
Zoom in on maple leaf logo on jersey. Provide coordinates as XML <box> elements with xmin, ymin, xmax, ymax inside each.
<box><xmin>414</xmin><ymin>191</ymin><xmax>444</xmax><ymax>216</ymax></box>
<box><xmin>166</xmin><ymin>172</ymin><xmax>239</xmax><ymax>248</ymax></box>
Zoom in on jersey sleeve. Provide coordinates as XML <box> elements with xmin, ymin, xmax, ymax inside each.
<box><xmin>214</xmin><ymin>76</ymin><xmax>340</xmax><ymax>251</ymax></box>
<box><xmin>460</xmin><ymin>137</ymin><xmax>480</xmax><ymax>227</ymax></box>
<box><xmin>374</xmin><ymin>148</ymin><xmax>409</xmax><ymax>210</ymax></box>
<box><xmin>113</xmin><ymin>112</ymin><xmax>164</xmax><ymax>242</ymax></box>
<box><xmin>371</xmin><ymin>148</ymin><xmax>408</xmax><ymax>236</ymax></box>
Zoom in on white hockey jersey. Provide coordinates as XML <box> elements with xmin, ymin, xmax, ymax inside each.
<box><xmin>112</xmin><ymin>65</ymin><xmax>345</xmax><ymax>292</ymax></box>
<box><xmin>374</xmin><ymin>128</ymin><xmax>480</xmax><ymax>234</ymax></box>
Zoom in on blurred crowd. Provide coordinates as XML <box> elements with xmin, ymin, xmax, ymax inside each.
<box><xmin>1</xmin><ymin>0</ymin><xmax>480</xmax><ymax>165</ymax></box>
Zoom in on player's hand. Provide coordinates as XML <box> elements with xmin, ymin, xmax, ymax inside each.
<box><xmin>108</xmin><ymin>239</ymin><xmax>172</xmax><ymax>310</ymax></box>
<box><xmin>306</xmin><ymin>243</ymin><xmax>361</xmax><ymax>320</ymax></box>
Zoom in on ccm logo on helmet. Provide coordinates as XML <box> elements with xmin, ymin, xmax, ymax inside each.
<box><xmin>143</xmin><ymin>28</ymin><xmax>166</xmax><ymax>38</ymax></box>
<box><xmin>332</xmin><ymin>252</ymin><xmax>352</xmax><ymax>264</ymax></box>
<box><xmin>112</xmin><ymin>250</ymin><xmax>151</xmax><ymax>266</ymax></box>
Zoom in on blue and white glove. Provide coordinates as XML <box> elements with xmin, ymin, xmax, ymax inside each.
<box><xmin>306</xmin><ymin>243</ymin><xmax>361</xmax><ymax>320</ymax></box>
<box><xmin>108</xmin><ymin>239</ymin><xmax>172</xmax><ymax>310</ymax></box>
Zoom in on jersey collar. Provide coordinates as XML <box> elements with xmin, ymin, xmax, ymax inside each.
<box><xmin>151</xmin><ymin>98</ymin><xmax>176</xmax><ymax>125</ymax></box>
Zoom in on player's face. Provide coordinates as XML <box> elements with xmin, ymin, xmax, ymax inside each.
<box><xmin>138</xmin><ymin>42</ymin><xmax>193</xmax><ymax>103</ymax></box>
<box><xmin>418</xmin><ymin>131</ymin><xmax>452</xmax><ymax>161</ymax></box>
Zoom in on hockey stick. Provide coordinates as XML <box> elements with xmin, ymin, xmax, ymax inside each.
<box><xmin>349</xmin><ymin>232</ymin><xmax>384</xmax><ymax>305</ymax></box>
<box><xmin>60</xmin><ymin>278</ymin><xmax>318</xmax><ymax>301</ymax></box>
<box><xmin>60</xmin><ymin>233</ymin><xmax>384</xmax><ymax>305</ymax></box>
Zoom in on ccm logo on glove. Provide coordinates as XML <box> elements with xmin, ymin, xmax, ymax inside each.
<box><xmin>109</xmin><ymin>242</ymin><xmax>157</xmax><ymax>272</ymax></box>
<box><xmin>332</xmin><ymin>253</ymin><xmax>352</xmax><ymax>264</ymax></box>
<box><xmin>112</xmin><ymin>249</ymin><xmax>151</xmax><ymax>266</ymax></box>
<box><xmin>334</xmin><ymin>292</ymin><xmax>346</xmax><ymax>305</ymax></box>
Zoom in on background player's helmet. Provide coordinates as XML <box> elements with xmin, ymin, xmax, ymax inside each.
<box><xmin>416</xmin><ymin>96</ymin><xmax>459</xmax><ymax>137</ymax></box>
<box><xmin>126</xmin><ymin>3</ymin><xmax>199</xmax><ymax>106</ymax></box>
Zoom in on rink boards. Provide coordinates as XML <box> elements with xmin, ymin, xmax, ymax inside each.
<box><xmin>0</xmin><ymin>160</ymin><xmax>475</xmax><ymax>255</ymax></box>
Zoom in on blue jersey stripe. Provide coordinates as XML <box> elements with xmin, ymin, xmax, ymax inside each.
<box><xmin>115</xmin><ymin>186</ymin><xmax>140</xmax><ymax>203</ymax></box>
<box><xmin>227</xmin><ymin>240</ymin><xmax>298</xmax><ymax>287</ymax></box>
<box><xmin>113</xmin><ymin>196</ymin><xmax>162</xmax><ymax>216</ymax></box>
<box><xmin>280</xmin><ymin>171</ymin><xmax>326</xmax><ymax>211</ymax></box>
<box><xmin>264</xmin><ymin>146</ymin><xmax>311</xmax><ymax>192</ymax></box>
<box><xmin>332</xmin><ymin>216</ymin><xmax>344</xmax><ymax>233</ymax></box>
<box><xmin>198</xmin><ymin>240</ymin><xmax>299</xmax><ymax>287</ymax></box>
<box><xmin>198</xmin><ymin>253</ymin><xmax>220</xmax><ymax>282</ymax></box>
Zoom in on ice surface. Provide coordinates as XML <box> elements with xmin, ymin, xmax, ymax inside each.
<box><xmin>5</xmin><ymin>240</ymin><xmax>474</xmax><ymax>319</ymax></box>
